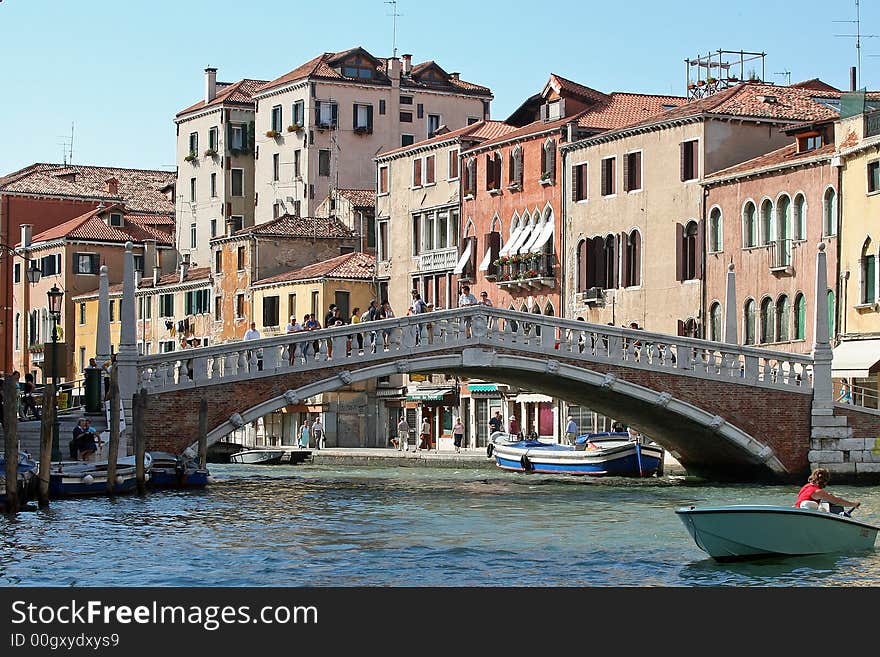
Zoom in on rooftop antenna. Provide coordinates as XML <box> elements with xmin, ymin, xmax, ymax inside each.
<box><xmin>774</xmin><ymin>70</ymin><xmax>791</xmax><ymax>86</ymax></box>
<box><xmin>834</xmin><ymin>0</ymin><xmax>878</xmax><ymax>89</ymax></box>
<box><xmin>58</xmin><ymin>122</ymin><xmax>74</xmax><ymax>165</ymax></box>
<box><xmin>385</xmin><ymin>1</ymin><xmax>401</xmax><ymax>58</ymax></box>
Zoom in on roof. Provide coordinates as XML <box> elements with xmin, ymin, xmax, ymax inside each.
<box><xmin>335</xmin><ymin>188</ymin><xmax>376</xmax><ymax>209</ymax></box>
<box><xmin>99</xmin><ymin>266</ymin><xmax>212</xmax><ymax>296</ymax></box>
<box><xmin>176</xmin><ymin>78</ymin><xmax>268</xmax><ymax>118</ymax></box>
<box><xmin>703</xmin><ymin>142</ymin><xmax>836</xmax><ymax>183</ymax></box>
<box><xmin>576</xmin><ymin>92</ymin><xmax>687</xmax><ymax>130</ymax></box>
<box><xmin>254</xmin><ymin>251</ymin><xmax>375</xmax><ymax>286</ymax></box>
<box><xmin>29</xmin><ymin>204</ymin><xmax>174</xmax><ymax>245</ymax></box>
<box><xmin>546</xmin><ymin>73</ymin><xmax>610</xmax><ymax>105</ymax></box>
<box><xmin>227</xmin><ymin>214</ymin><xmax>356</xmax><ymax>240</ymax></box>
<box><xmin>791</xmin><ymin>78</ymin><xmax>841</xmax><ymax>93</ymax></box>
<box><xmin>378</xmin><ymin>120</ymin><xmax>517</xmax><ymax>158</ymax></box>
<box><xmin>257</xmin><ymin>47</ymin><xmax>491</xmax><ymax>97</ymax></box>
<box><xmin>0</xmin><ymin>163</ymin><xmax>175</xmax><ymax>214</ymax></box>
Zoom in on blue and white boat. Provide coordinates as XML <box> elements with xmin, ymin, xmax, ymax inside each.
<box><xmin>148</xmin><ymin>451</ymin><xmax>210</xmax><ymax>488</ymax></box>
<box><xmin>0</xmin><ymin>451</ymin><xmax>38</xmax><ymax>508</ymax></box>
<box><xmin>49</xmin><ymin>453</ymin><xmax>151</xmax><ymax>497</ymax></box>
<box><xmin>493</xmin><ymin>432</ymin><xmax>664</xmax><ymax>477</ymax></box>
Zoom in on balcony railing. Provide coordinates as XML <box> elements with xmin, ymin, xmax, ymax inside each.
<box><xmin>418</xmin><ymin>248</ymin><xmax>458</xmax><ymax>273</ymax></box>
<box><xmin>495</xmin><ymin>253</ymin><xmax>555</xmax><ymax>288</ymax></box>
<box><xmin>771</xmin><ymin>239</ymin><xmax>792</xmax><ymax>270</ymax></box>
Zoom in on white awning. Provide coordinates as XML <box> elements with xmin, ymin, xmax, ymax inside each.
<box><xmin>478</xmin><ymin>248</ymin><xmax>493</xmax><ymax>272</ymax></box>
<box><xmin>513</xmin><ymin>393</ymin><xmax>553</xmax><ymax>403</ymax></box>
<box><xmin>498</xmin><ymin>227</ymin><xmax>523</xmax><ymax>256</ymax></box>
<box><xmin>528</xmin><ymin>220</ymin><xmax>555</xmax><ymax>252</ymax></box>
<box><xmin>519</xmin><ymin>221</ymin><xmax>544</xmax><ymax>254</ymax></box>
<box><xmin>509</xmin><ymin>224</ymin><xmax>534</xmax><ymax>254</ymax></box>
<box><xmin>832</xmin><ymin>339</ymin><xmax>880</xmax><ymax>378</ymax></box>
<box><xmin>452</xmin><ymin>240</ymin><xmax>472</xmax><ymax>274</ymax></box>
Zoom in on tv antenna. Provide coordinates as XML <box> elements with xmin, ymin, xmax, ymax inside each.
<box><xmin>57</xmin><ymin>122</ymin><xmax>74</xmax><ymax>165</ymax></box>
<box><xmin>385</xmin><ymin>1</ymin><xmax>401</xmax><ymax>58</ymax></box>
<box><xmin>834</xmin><ymin>0</ymin><xmax>879</xmax><ymax>89</ymax></box>
<box><xmin>774</xmin><ymin>70</ymin><xmax>791</xmax><ymax>86</ymax></box>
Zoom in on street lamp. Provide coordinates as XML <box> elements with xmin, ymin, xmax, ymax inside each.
<box><xmin>47</xmin><ymin>284</ymin><xmax>64</xmax><ymax>460</ymax></box>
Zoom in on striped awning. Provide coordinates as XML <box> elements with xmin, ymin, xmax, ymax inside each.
<box><xmin>468</xmin><ymin>384</ymin><xmax>498</xmax><ymax>392</ymax></box>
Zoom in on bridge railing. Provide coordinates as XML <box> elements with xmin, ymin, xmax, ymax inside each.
<box><xmin>135</xmin><ymin>306</ymin><xmax>815</xmax><ymax>394</ymax></box>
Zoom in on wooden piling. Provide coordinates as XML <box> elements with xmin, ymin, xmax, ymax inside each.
<box><xmin>198</xmin><ymin>397</ymin><xmax>208</xmax><ymax>469</ymax></box>
<box><xmin>134</xmin><ymin>390</ymin><xmax>146</xmax><ymax>495</ymax></box>
<box><xmin>3</xmin><ymin>375</ymin><xmax>19</xmax><ymax>513</ymax></box>
<box><xmin>106</xmin><ymin>365</ymin><xmax>120</xmax><ymax>495</ymax></box>
<box><xmin>38</xmin><ymin>383</ymin><xmax>55</xmax><ymax>508</ymax></box>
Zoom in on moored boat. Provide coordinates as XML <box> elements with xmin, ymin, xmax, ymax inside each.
<box><xmin>148</xmin><ymin>450</ymin><xmax>210</xmax><ymax>488</ymax></box>
<box><xmin>0</xmin><ymin>451</ymin><xmax>38</xmax><ymax>508</ymax></box>
<box><xmin>229</xmin><ymin>448</ymin><xmax>285</xmax><ymax>465</ymax></box>
<box><xmin>676</xmin><ymin>504</ymin><xmax>880</xmax><ymax>561</ymax></box>
<box><xmin>493</xmin><ymin>432</ymin><xmax>664</xmax><ymax>476</ymax></box>
<box><xmin>49</xmin><ymin>453</ymin><xmax>152</xmax><ymax>497</ymax></box>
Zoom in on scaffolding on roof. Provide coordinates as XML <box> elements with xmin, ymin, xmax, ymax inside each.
<box><xmin>685</xmin><ymin>50</ymin><xmax>767</xmax><ymax>100</ymax></box>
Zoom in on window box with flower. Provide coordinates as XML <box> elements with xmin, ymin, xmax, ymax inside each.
<box><xmin>184</xmin><ymin>151</ymin><xmax>197</xmax><ymax>162</ymax></box>
<box><xmin>266</xmin><ymin>129</ymin><xmax>281</xmax><ymax>139</ymax></box>
<box><xmin>203</xmin><ymin>148</ymin><xmax>218</xmax><ymax>158</ymax></box>
<box><xmin>287</xmin><ymin>124</ymin><xmax>303</xmax><ymax>133</ymax></box>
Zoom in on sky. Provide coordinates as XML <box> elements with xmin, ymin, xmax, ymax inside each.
<box><xmin>1</xmin><ymin>0</ymin><xmax>878</xmax><ymax>175</ymax></box>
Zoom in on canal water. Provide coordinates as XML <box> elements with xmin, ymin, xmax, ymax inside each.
<box><xmin>2</xmin><ymin>464</ymin><xmax>879</xmax><ymax>586</ymax></box>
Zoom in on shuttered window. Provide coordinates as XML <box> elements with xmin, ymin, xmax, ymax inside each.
<box><xmin>680</xmin><ymin>140</ymin><xmax>698</xmax><ymax>181</ymax></box>
<box><xmin>425</xmin><ymin>155</ymin><xmax>435</xmax><ymax>184</ymax></box>
<box><xmin>572</xmin><ymin>163</ymin><xmax>588</xmax><ymax>201</ymax></box>
<box><xmin>601</xmin><ymin>157</ymin><xmax>616</xmax><ymax>196</ymax></box>
<box><xmin>623</xmin><ymin>151</ymin><xmax>642</xmax><ymax>192</ymax></box>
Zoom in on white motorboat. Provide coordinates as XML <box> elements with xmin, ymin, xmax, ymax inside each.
<box><xmin>229</xmin><ymin>448</ymin><xmax>285</xmax><ymax>465</ymax></box>
<box><xmin>676</xmin><ymin>504</ymin><xmax>880</xmax><ymax>561</ymax></box>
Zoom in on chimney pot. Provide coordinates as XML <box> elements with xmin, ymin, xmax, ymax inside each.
<box><xmin>20</xmin><ymin>224</ymin><xmax>32</xmax><ymax>249</ymax></box>
<box><xmin>402</xmin><ymin>54</ymin><xmax>412</xmax><ymax>75</ymax></box>
<box><xmin>205</xmin><ymin>66</ymin><xmax>218</xmax><ymax>103</ymax></box>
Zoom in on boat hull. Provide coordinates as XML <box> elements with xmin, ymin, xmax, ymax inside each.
<box><xmin>48</xmin><ymin>454</ymin><xmax>152</xmax><ymax>498</ymax></box>
<box><xmin>0</xmin><ymin>452</ymin><xmax>38</xmax><ymax>508</ymax></box>
<box><xmin>676</xmin><ymin>505</ymin><xmax>880</xmax><ymax>561</ymax></box>
<box><xmin>493</xmin><ymin>439</ymin><xmax>663</xmax><ymax>476</ymax></box>
<box><xmin>148</xmin><ymin>452</ymin><xmax>210</xmax><ymax>488</ymax></box>
<box><xmin>229</xmin><ymin>449</ymin><xmax>285</xmax><ymax>465</ymax></box>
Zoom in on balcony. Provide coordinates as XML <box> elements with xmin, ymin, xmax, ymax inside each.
<box><xmin>770</xmin><ymin>239</ymin><xmax>793</xmax><ymax>274</ymax></box>
<box><xmin>418</xmin><ymin>248</ymin><xmax>458</xmax><ymax>273</ymax></box>
<box><xmin>495</xmin><ymin>253</ymin><xmax>556</xmax><ymax>289</ymax></box>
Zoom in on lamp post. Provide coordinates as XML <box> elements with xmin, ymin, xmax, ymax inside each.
<box><xmin>47</xmin><ymin>283</ymin><xmax>64</xmax><ymax>461</ymax></box>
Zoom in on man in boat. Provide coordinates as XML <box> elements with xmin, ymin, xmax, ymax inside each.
<box><xmin>795</xmin><ymin>468</ymin><xmax>860</xmax><ymax>513</ymax></box>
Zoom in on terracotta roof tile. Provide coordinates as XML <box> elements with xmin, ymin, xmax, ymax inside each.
<box><xmin>704</xmin><ymin>142</ymin><xmax>835</xmax><ymax>181</ymax></box>
<box><xmin>30</xmin><ymin>204</ymin><xmax>174</xmax><ymax>245</ymax></box>
<box><xmin>577</xmin><ymin>92</ymin><xmax>687</xmax><ymax>130</ymax></box>
<box><xmin>548</xmin><ymin>74</ymin><xmax>610</xmax><ymax>105</ymax></box>
<box><xmin>0</xmin><ymin>163</ymin><xmax>175</xmax><ymax>214</ymax></box>
<box><xmin>94</xmin><ymin>266</ymin><xmax>212</xmax><ymax>296</ymax></box>
<box><xmin>335</xmin><ymin>189</ymin><xmax>375</xmax><ymax>209</ymax></box>
<box><xmin>255</xmin><ymin>251</ymin><xmax>376</xmax><ymax>285</ymax></box>
<box><xmin>378</xmin><ymin>120</ymin><xmax>516</xmax><ymax>158</ymax></box>
<box><xmin>230</xmin><ymin>214</ymin><xmax>356</xmax><ymax>239</ymax></box>
<box><xmin>176</xmin><ymin>78</ymin><xmax>268</xmax><ymax>118</ymax></box>
<box><xmin>790</xmin><ymin>79</ymin><xmax>841</xmax><ymax>93</ymax></box>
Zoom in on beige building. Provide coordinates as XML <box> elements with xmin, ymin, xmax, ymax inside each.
<box><xmin>314</xmin><ymin>188</ymin><xmax>376</xmax><ymax>254</ymax></box>
<box><xmin>563</xmin><ymin>83</ymin><xmax>839</xmax><ymax>336</ymax></box>
<box><xmin>251</xmin><ymin>46</ymin><xmax>492</xmax><ymax>221</ymax></box>
<box><xmin>175</xmin><ymin>69</ymin><xmax>266</xmax><ymax>268</ymax></box>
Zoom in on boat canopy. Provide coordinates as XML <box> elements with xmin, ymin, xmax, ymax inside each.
<box><xmin>831</xmin><ymin>338</ymin><xmax>880</xmax><ymax>378</ymax></box>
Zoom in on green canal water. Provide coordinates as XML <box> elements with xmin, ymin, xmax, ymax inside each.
<box><xmin>2</xmin><ymin>464</ymin><xmax>880</xmax><ymax>586</ymax></box>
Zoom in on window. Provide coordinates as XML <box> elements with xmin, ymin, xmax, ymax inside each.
<box><xmin>794</xmin><ymin>293</ymin><xmax>806</xmax><ymax>340</ymax></box>
<box><xmin>315</xmin><ymin>101</ymin><xmax>338</xmax><ymax>128</ymax></box>
<box><xmin>676</xmin><ymin>221</ymin><xmax>701</xmax><ymax>281</ymax></box>
<box><xmin>601</xmin><ymin>157</ymin><xmax>616</xmax><ymax>196</ymax></box>
<box><xmin>425</xmin><ymin>155</ymin><xmax>435</xmax><ymax>184</ymax></box>
<box><xmin>353</xmin><ymin>103</ymin><xmax>373</xmax><ymax>132</ymax></box>
<box><xmin>709</xmin><ymin>207</ymin><xmax>722</xmax><ymax>252</ymax></box>
<box><xmin>775</xmin><ymin>195</ymin><xmax>791</xmax><ymax>266</ymax></box>
<box><xmin>138</xmin><ymin>296</ymin><xmax>151</xmax><ymax>320</ymax></box>
<box><xmin>401</xmin><ymin>134</ymin><xmax>414</xmax><ymax>147</ymax></box>
<box><xmin>828</xmin><ymin>289</ymin><xmax>836</xmax><ymax>336</ymax></box>
<box><xmin>760</xmin><ymin>297</ymin><xmax>774</xmax><ymax>343</ymax></box>
<box><xmin>760</xmin><ymin>199</ymin><xmax>773</xmax><ymax>245</ymax></box>
<box><xmin>334</xmin><ymin>291</ymin><xmax>350</xmax><ymax>320</ymax></box>
<box><xmin>427</xmin><ymin>114</ymin><xmax>441</xmax><ymax>137</ymax></box>
<box><xmin>79</xmin><ymin>302</ymin><xmax>86</xmax><ymax>325</ymax></box>
<box><xmin>425</xmin><ymin>212</ymin><xmax>435</xmax><ymax>251</ymax></box>
<box><xmin>210</xmin><ymin>219</ymin><xmax>217</xmax><ymax>238</ymax></box>
<box><xmin>417</xmin><ymin>103</ymin><xmax>424</xmax><ymax>119</ymax></box>
<box><xmin>273</xmin><ymin>153</ymin><xmax>280</xmax><ymax>181</ymax></box>
<box><xmin>709</xmin><ymin>302</ymin><xmax>722</xmax><ymax>341</ymax></box>
<box><xmin>231</xmin><ymin>216</ymin><xmax>243</xmax><ymax>232</ymax></box>
<box><xmin>400</xmin><ymin>96</ymin><xmax>413</xmax><ymax>105</ymax></box>
<box><xmin>235</xmin><ymin>294</ymin><xmax>245</xmax><ymax>319</ymax></box>
<box><xmin>288</xmin><ymin>293</ymin><xmax>296</xmax><ymax>320</ymax></box>
<box><xmin>190</xmin><ymin>177</ymin><xmax>197</xmax><ymax>202</ymax></box>
<box><xmin>378</xmin><ymin>219</ymin><xmax>389</xmax><ymax>262</ymax></box>
<box><xmin>237</xmin><ymin>246</ymin><xmax>246</xmax><ymax>271</ymax></box>
<box><xmin>319</xmin><ymin>149</ymin><xmax>331</xmax><ymax>177</ymax></box>
<box><xmin>412</xmin><ymin>158</ymin><xmax>423</xmax><ymax>187</ymax></box>
<box><xmin>861</xmin><ymin>238</ymin><xmax>876</xmax><ymax>304</ymax></box>
<box><xmin>824</xmin><ymin>187</ymin><xmax>837</xmax><ymax>236</ymax></box>
<box><xmin>776</xmin><ymin>295</ymin><xmax>790</xmax><ymax>342</ymax></box>
<box><xmin>185</xmin><ymin>289</ymin><xmax>210</xmax><ymax>315</ymax></box>
<box><xmin>190</xmin><ymin>223</ymin><xmax>197</xmax><ymax>249</ymax></box>
<box><xmin>379</xmin><ymin>99</ymin><xmax>386</xmax><ymax>115</ymax></box>
<box><xmin>13</xmin><ymin>263</ymin><xmax>20</xmax><ymax>284</ymax></box>
<box><xmin>623</xmin><ymin>229</ymin><xmax>641</xmax><ymax>287</ymax></box>
<box><xmin>576</xmin><ymin>240</ymin><xmax>587</xmax><ymax>292</ymax></box>
<box><xmin>292</xmin><ymin>100</ymin><xmax>304</xmax><ymax>127</ymax></box>
<box><xmin>794</xmin><ymin>193</ymin><xmax>806</xmax><ymax>240</ymax></box>
<box><xmin>463</xmin><ymin>158</ymin><xmax>476</xmax><ymax>197</ymax></box>
<box><xmin>263</xmin><ymin>296</ymin><xmax>280</xmax><ymax>327</ymax></box>
<box><xmin>188</xmin><ymin>132</ymin><xmax>198</xmax><ymax>155</ymax></box>
<box><xmin>411</xmin><ymin>214</ymin><xmax>421</xmax><ymax>256</ymax></box>
<box><xmin>108</xmin><ymin>213</ymin><xmax>123</xmax><ymax>227</ymax></box>
<box><xmin>208</xmin><ymin>126</ymin><xmax>218</xmax><ymax>151</ymax></box>
<box><xmin>341</xmin><ymin>65</ymin><xmax>373</xmax><ymax>79</ymax></box>
<box><xmin>311</xmin><ymin>291</ymin><xmax>319</xmax><ymax>317</ymax></box>
<box><xmin>73</xmin><ymin>253</ymin><xmax>99</xmax><ymax>275</ymax></box>
<box><xmin>159</xmin><ymin>340</ymin><xmax>175</xmax><ymax>353</ymax></box>
<box><xmin>230</xmin><ymin>124</ymin><xmax>244</xmax><ymax>151</ymax></box>
<box><xmin>869</xmin><ymin>161</ymin><xmax>880</xmax><ymax>193</ymax></box>
<box><xmin>109</xmin><ymin>300</ymin><xmax>116</xmax><ymax>322</ymax></box>
<box><xmin>680</xmin><ymin>139</ymin><xmax>698</xmax><ymax>181</ymax></box>
<box><xmin>572</xmin><ymin>163</ymin><xmax>588</xmax><ymax>202</ymax></box>
<box><xmin>210</xmin><ymin>172</ymin><xmax>217</xmax><ymax>197</ymax></box>
<box><xmin>508</xmin><ymin>147</ymin><xmax>523</xmax><ymax>188</ymax></box>
<box><xmin>159</xmin><ymin>293</ymin><xmax>174</xmax><ymax>318</ymax></box>
<box><xmin>378</xmin><ymin>165</ymin><xmax>389</xmax><ymax>194</ymax></box>
<box><xmin>399</xmin><ymin>111</ymin><xmax>413</xmax><ymax>123</ymax></box>
<box><xmin>231</xmin><ymin>169</ymin><xmax>244</xmax><ymax>197</ymax></box>
<box><xmin>215</xmin><ymin>250</ymin><xmax>222</xmax><ymax>273</ymax></box>
<box><xmin>485</xmin><ymin>152</ymin><xmax>501</xmax><ymax>190</ymax></box>
<box><xmin>214</xmin><ymin>296</ymin><xmax>222</xmax><ymax>321</ymax></box>
<box><xmin>540</xmin><ymin>139</ymin><xmax>556</xmax><ymax>183</ymax></box>
<box><xmin>798</xmin><ymin>133</ymin><xmax>823</xmax><ymax>152</ymax></box>
<box><xmin>623</xmin><ymin>151</ymin><xmax>642</xmax><ymax>192</ymax></box>
<box><xmin>271</xmin><ymin>105</ymin><xmax>283</xmax><ymax>133</ymax></box>
<box><xmin>273</xmin><ymin>202</ymin><xmax>281</xmax><ymax>219</ymax></box>
<box><xmin>743</xmin><ymin>201</ymin><xmax>757</xmax><ymax>248</ymax></box>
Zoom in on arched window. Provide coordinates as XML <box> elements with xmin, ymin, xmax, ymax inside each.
<box><xmin>509</xmin><ymin>146</ymin><xmax>523</xmax><ymax>187</ymax></box>
<box><xmin>744</xmin><ymin>298</ymin><xmax>756</xmax><ymax>345</ymax></box>
<box><xmin>760</xmin><ymin>199</ymin><xmax>773</xmax><ymax>245</ymax></box>
<box><xmin>682</xmin><ymin>317</ymin><xmax>699</xmax><ymax>338</ymax></box>
<box><xmin>544</xmin><ymin>302</ymin><xmax>554</xmax><ymax>316</ymax></box>
<box><xmin>709</xmin><ymin>207</ymin><xmax>722</xmax><ymax>252</ymax></box>
<box><xmin>709</xmin><ymin>301</ymin><xmax>722</xmax><ymax>341</ymax></box>
<box><xmin>794</xmin><ymin>293</ymin><xmax>806</xmax><ymax>340</ymax></box>
<box><xmin>541</xmin><ymin>139</ymin><xmax>556</xmax><ymax>183</ymax></box>
<box><xmin>463</xmin><ymin>218</ymin><xmax>475</xmax><ymax>238</ymax></box>
<box><xmin>464</xmin><ymin>158</ymin><xmax>477</xmax><ymax>196</ymax></box>
<box><xmin>683</xmin><ymin>221</ymin><xmax>698</xmax><ymax>280</ymax></box>
<box><xmin>743</xmin><ymin>201</ymin><xmax>757</xmax><ymax>248</ymax></box>
<box><xmin>604</xmin><ymin>234</ymin><xmax>617</xmax><ymax>288</ymax></box>
<box><xmin>29</xmin><ymin>309</ymin><xmax>39</xmax><ymax>346</ymax></box>
<box><xmin>828</xmin><ymin>289</ymin><xmax>836</xmax><ymax>337</ymax></box>
<box><xmin>824</xmin><ymin>187</ymin><xmax>837</xmax><ymax>237</ymax></box>
<box><xmin>776</xmin><ymin>195</ymin><xmax>791</xmax><ymax>266</ymax></box>
<box><xmin>576</xmin><ymin>239</ymin><xmax>588</xmax><ymax>292</ymax></box>
<box><xmin>624</xmin><ymin>229</ymin><xmax>641</xmax><ymax>287</ymax></box>
<box><xmin>14</xmin><ymin>312</ymin><xmax>20</xmax><ymax>351</ymax></box>
<box><xmin>760</xmin><ymin>297</ymin><xmax>774</xmax><ymax>343</ymax></box>
<box><xmin>793</xmin><ymin>193</ymin><xmax>806</xmax><ymax>241</ymax></box>
<box><xmin>776</xmin><ymin>294</ymin><xmax>790</xmax><ymax>342</ymax></box>
<box><xmin>861</xmin><ymin>237</ymin><xmax>876</xmax><ymax>304</ymax></box>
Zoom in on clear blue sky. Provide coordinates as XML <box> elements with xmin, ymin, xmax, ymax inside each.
<box><xmin>1</xmin><ymin>0</ymin><xmax>877</xmax><ymax>175</ymax></box>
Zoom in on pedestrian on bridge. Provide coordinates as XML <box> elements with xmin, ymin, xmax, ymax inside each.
<box><xmin>244</xmin><ymin>322</ymin><xmax>263</xmax><ymax>371</ymax></box>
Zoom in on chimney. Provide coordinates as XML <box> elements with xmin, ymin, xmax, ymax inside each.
<box><xmin>402</xmin><ymin>54</ymin><xmax>412</xmax><ymax>75</ymax></box>
<box><xmin>153</xmin><ymin>265</ymin><xmax>161</xmax><ymax>286</ymax></box>
<box><xmin>851</xmin><ymin>66</ymin><xmax>857</xmax><ymax>92</ymax></box>
<box><xmin>449</xmin><ymin>72</ymin><xmax>460</xmax><ymax>82</ymax></box>
<box><xmin>105</xmin><ymin>177</ymin><xmax>118</xmax><ymax>195</ymax></box>
<box><xmin>205</xmin><ymin>66</ymin><xmax>217</xmax><ymax>103</ymax></box>
<box><xmin>143</xmin><ymin>239</ymin><xmax>157</xmax><ymax>275</ymax></box>
<box><xmin>387</xmin><ymin>57</ymin><xmax>400</xmax><ymax>81</ymax></box>
<box><xmin>20</xmin><ymin>224</ymin><xmax>32</xmax><ymax>249</ymax></box>
<box><xmin>179</xmin><ymin>258</ymin><xmax>190</xmax><ymax>283</ymax></box>
<box><xmin>226</xmin><ymin>218</ymin><xmax>236</xmax><ymax>236</ymax></box>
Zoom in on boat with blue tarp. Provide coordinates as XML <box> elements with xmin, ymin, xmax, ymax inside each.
<box><xmin>148</xmin><ymin>450</ymin><xmax>210</xmax><ymax>488</ymax></box>
<box><xmin>0</xmin><ymin>451</ymin><xmax>38</xmax><ymax>508</ymax></box>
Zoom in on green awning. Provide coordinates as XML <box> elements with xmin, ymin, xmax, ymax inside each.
<box><xmin>468</xmin><ymin>384</ymin><xmax>498</xmax><ymax>392</ymax></box>
<box><xmin>406</xmin><ymin>388</ymin><xmax>455</xmax><ymax>401</ymax></box>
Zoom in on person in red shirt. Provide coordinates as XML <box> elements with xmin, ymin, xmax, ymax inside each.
<box><xmin>794</xmin><ymin>468</ymin><xmax>860</xmax><ymax>512</ymax></box>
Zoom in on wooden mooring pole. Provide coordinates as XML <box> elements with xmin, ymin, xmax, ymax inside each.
<box><xmin>106</xmin><ymin>365</ymin><xmax>120</xmax><ymax>495</ymax></box>
<box><xmin>3</xmin><ymin>375</ymin><xmax>19</xmax><ymax>513</ymax></box>
<box><xmin>38</xmin><ymin>383</ymin><xmax>56</xmax><ymax>508</ymax></box>
<box><xmin>198</xmin><ymin>397</ymin><xmax>208</xmax><ymax>469</ymax></box>
<box><xmin>134</xmin><ymin>389</ymin><xmax>146</xmax><ymax>495</ymax></box>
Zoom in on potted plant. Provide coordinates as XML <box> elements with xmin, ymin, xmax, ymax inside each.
<box><xmin>500</xmin><ymin>273</ymin><xmax>511</xmax><ymax>282</ymax></box>
<box><xmin>523</xmin><ymin>268</ymin><xmax>539</xmax><ymax>279</ymax></box>
<box><xmin>707</xmin><ymin>76</ymin><xmax>717</xmax><ymax>84</ymax></box>
<box><xmin>266</xmin><ymin>129</ymin><xmax>281</xmax><ymax>138</ymax></box>
<box><xmin>287</xmin><ymin>124</ymin><xmax>303</xmax><ymax>133</ymax></box>
<box><xmin>204</xmin><ymin>148</ymin><xmax>218</xmax><ymax>157</ymax></box>
<box><xmin>184</xmin><ymin>151</ymin><xmax>197</xmax><ymax>162</ymax></box>
<box><xmin>696</xmin><ymin>80</ymin><xmax>705</xmax><ymax>87</ymax></box>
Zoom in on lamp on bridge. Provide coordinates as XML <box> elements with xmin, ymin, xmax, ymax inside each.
<box><xmin>47</xmin><ymin>283</ymin><xmax>64</xmax><ymax>461</ymax></box>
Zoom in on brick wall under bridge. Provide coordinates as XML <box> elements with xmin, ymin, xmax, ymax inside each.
<box><xmin>141</xmin><ymin>344</ymin><xmax>817</xmax><ymax>482</ymax></box>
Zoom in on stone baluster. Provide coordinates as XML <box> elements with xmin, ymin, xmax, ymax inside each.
<box><xmin>191</xmin><ymin>356</ymin><xmax>208</xmax><ymax>383</ymax></box>
<box><xmin>743</xmin><ymin>353</ymin><xmax>758</xmax><ymax>381</ymax></box>
<box><xmin>177</xmin><ymin>360</ymin><xmax>189</xmax><ymax>383</ymax></box>
<box><xmin>224</xmin><ymin>351</ymin><xmax>238</xmax><ymax>378</ymax></box>
<box><xmin>263</xmin><ymin>344</ymin><xmax>280</xmax><ymax>371</ymax></box>
<box><xmin>280</xmin><ymin>344</ymin><xmax>290</xmax><ymax>368</ymax></box>
<box><xmin>236</xmin><ymin>350</ymin><xmax>247</xmax><ymax>375</ymax></box>
<box><xmin>165</xmin><ymin>360</ymin><xmax>176</xmax><ymax>387</ymax></box>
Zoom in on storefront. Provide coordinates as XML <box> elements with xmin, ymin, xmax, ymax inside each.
<box><xmin>832</xmin><ymin>337</ymin><xmax>880</xmax><ymax>408</ymax></box>
<box><xmin>406</xmin><ymin>385</ymin><xmax>459</xmax><ymax>450</ymax></box>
